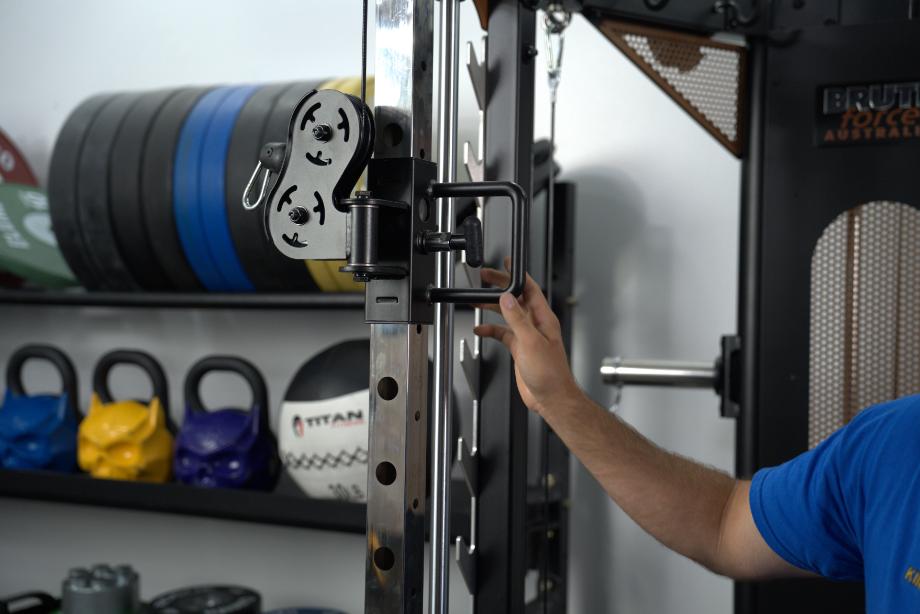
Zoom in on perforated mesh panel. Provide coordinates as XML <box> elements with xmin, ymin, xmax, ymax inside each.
<box><xmin>810</xmin><ymin>202</ymin><xmax>920</xmax><ymax>448</ymax></box>
<box><xmin>595</xmin><ymin>19</ymin><xmax>746</xmax><ymax>157</ymax></box>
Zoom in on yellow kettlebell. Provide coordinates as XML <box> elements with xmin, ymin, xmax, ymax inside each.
<box><xmin>78</xmin><ymin>350</ymin><xmax>173</xmax><ymax>483</ymax></box>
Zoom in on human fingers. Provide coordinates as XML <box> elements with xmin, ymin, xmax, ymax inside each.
<box><xmin>497</xmin><ymin>292</ymin><xmax>540</xmax><ymax>346</ymax></box>
<box><xmin>474</xmin><ymin>323</ymin><xmax>515</xmax><ymax>353</ymax></box>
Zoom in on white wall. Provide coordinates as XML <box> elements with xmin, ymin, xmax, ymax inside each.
<box><xmin>534</xmin><ymin>18</ymin><xmax>741</xmax><ymax>614</ymax></box>
<box><xmin>0</xmin><ymin>1</ymin><xmax>741</xmax><ymax>612</ymax></box>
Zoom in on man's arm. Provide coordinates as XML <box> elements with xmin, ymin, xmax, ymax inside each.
<box><xmin>474</xmin><ymin>265</ymin><xmax>807</xmax><ymax>581</ymax></box>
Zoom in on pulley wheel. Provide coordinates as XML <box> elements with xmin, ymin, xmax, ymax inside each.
<box><xmin>226</xmin><ymin>81</ymin><xmax>319</xmax><ymax>291</ymax></box>
<box><xmin>250</xmin><ymin>81</ymin><xmax>326</xmax><ymax>290</ymax></box>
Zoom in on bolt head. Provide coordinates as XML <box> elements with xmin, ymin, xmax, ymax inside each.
<box><xmin>312</xmin><ymin>124</ymin><xmax>333</xmax><ymax>142</ymax></box>
<box><xmin>288</xmin><ymin>206</ymin><xmax>309</xmax><ymax>225</ymax></box>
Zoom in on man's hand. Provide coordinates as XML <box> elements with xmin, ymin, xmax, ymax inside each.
<box><xmin>474</xmin><ymin>259</ymin><xmax>583</xmax><ymax>417</ymax></box>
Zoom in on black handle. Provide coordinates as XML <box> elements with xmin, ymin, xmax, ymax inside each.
<box><xmin>6</xmin><ymin>345</ymin><xmax>78</xmax><ymax>410</ymax></box>
<box><xmin>426</xmin><ymin>180</ymin><xmax>527</xmax><ymax>304</ymax></box>
<box><xmin>184</xmin><ymin>356</ymin><xmax>269</xmax><ymax>426</ymax></box>
<box><xmin>458</xmin><ymin>216</ymin><xmax>484</xmax><ymax>268</ymax></box>
<box><xmin>93</xmin><ymin>350</ymin><xmax>169</xmax><ymax>413</ymax></box>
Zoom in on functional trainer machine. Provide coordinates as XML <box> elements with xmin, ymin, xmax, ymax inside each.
<box><xmin>249</xmin><ymin>1</ymin><xmax>920</xmax><ymax>613</ymax></box>
<box><xmin>247</xmin><ymin>2</ymin><xmax>573</xmax><ymax>613</ymax></box>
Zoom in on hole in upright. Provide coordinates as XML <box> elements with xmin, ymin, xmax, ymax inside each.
<box><xmin>374</xmin><ymin>546</ymin><xmax>395</xmax><ymax>571</ymax></box>
<box><xmin>376</xmin><ymin>461</ymin><xmax>397</xmax><ymax>485</ymax></box>
<box><xmin>377</xmin><ymin>377</ymin><xmax>398</xmax><ymax>401</ymax></box>
<box><xmin>384</xmin><ymin>123</ymin><xmax>404</xmax><ymax>148</ymax></box>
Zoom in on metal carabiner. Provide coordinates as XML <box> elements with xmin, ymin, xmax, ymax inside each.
<box><xmin>241</xmin><ymin>161</ymin><xmax>271</xmax><ymax>211</ymax></box>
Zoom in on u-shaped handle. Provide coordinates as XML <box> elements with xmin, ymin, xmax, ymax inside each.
<box><xmin>6</xmin><ymin>344</ymin><xmax>79</xmax><ymax>412</ymax></box>
<box><xmin>426</xmin><ymin>180</ymin><xmax>527</xmax><ymax>304</ymax></box>
<box><xmin>184</xmin><ymin>356</ymin><xmax>269</xmax><ymax>427</ymax></box>
<box><xmin>93</xmin><ymin>350</ymin><xmax>169</xmax><ymax>412</ymax></box>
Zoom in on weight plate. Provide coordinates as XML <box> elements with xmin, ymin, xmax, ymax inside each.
<box><xmin>305</xmin><ymin>260</ymin><xmax>339</xmax><ymax>292</ymax></box>
<box><xmin>0</xmin><ymin>184</ymin><xmax>76</xmax><ymax>287</ymax></box>
<box><xmin>226</xmin><ymin>82</ymin><xmax>320</xmax><ymax>291</ymax></box>
<box><xmin>200</xmin><ymin>85</ymin><xmax>258</xmax><ymax>291</ymax></box>
<box><xmin>48</xmin><ymin>94</ymin><xmax>114</xmax><ymax>289</ymax></box>
<box><xmin>0</xmin><ymin>128</ymin><xmax>38</xmax><ymax>186</ymax></box>
<box><xmin>77</xmin><ymin>93</ymin><xmax>144</xmax><ymax>291</ymax></box>
<box><xmin>149</xmin><ymin>585</ymin><xmax>260</xmax><ymax>614</ymax></box>
<box><xmin>173</xmin><ymin>86</ymin><xmax>234</xmax><ymax>291</ymax></box>
<box><xmin>110</xmin><ymin>89</ymin><xmax>180</xmax><ymax>290</ymax></box>
<box><xmin>141</xmin><ymin>87</ymin><xmax>211</xmax><ymax>291</ymax></box>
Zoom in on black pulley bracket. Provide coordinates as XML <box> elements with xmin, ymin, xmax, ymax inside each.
<box><xmin>244</xmin><ymin>88</ymin><xmax>374</xmax><ymax>261</ymax></box>
<box><xmin>227</xmin><ymin>81</ymin><xmax>323</xmax><ymax>291</ymax></box>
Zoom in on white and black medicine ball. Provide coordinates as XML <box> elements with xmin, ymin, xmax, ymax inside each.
<box><xmin>279</xmin><ymin>339</ymin><xmax>369</xmax><ymax>501</ymax></box>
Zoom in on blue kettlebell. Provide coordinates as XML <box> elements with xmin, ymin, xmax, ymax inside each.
<box><xmin>0</xmin><ymin>344</ymin><xmax>80</xmax><ymax>472</ymax></box>
<box><xmin>174</xmin><ymin>356</ymin><xmax>280</xmax><ymax>490</ymax></box>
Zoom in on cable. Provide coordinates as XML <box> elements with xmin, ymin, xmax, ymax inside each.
<box><xmin>361</xmin><ymin>0</ymin><xmax>368</xmax><ymax>106</ymax></box>
<box><xmin>541</xmin><ymin>8</ymin><xmax>571</xmax><ymax>611</ymax></box>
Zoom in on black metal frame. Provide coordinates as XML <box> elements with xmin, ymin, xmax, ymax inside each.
<box><xmin>735</xmin><ymin>17</ymin><xmax>920</xmax><ymax>614</ymax></box>
<box><xmin>476</xmin><ymin>2</ymin><xmax>537</xmax><ymax>612</ymax></box>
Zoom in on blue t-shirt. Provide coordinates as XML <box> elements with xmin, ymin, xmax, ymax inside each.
<box><xmin>750</xmin><ymin>395</ymin><xmax>920</xmax><ymax>613</ymax></box>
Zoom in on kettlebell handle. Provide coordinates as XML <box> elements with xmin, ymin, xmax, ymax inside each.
<box><xmin>6</xmin><ymin>344</ymin><xmax>79</xmax><ymax>412</ymax></box>
<box><xmin>0</xmin><ymin>591</ymin><xmax>59</xmax><ymax>614</ymax></box>
<box><xmin>184</xmin><ymin>356</ymin><xmax>269</xmax><ymax>426</ymax></box>
<box><xmin>93</xmin><ymin>350</ymin><xmax>169</xmax><ymax>412</ymax></box>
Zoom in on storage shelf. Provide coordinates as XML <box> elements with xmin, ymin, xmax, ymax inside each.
<box><xmin>0</xmin><ymin>469</ymin><xmax>366</xmax><ymax>533</ymax></box>
<box><xmin>0</xmin><ymin>290</ymin><xmax>365</xmax><ymax>310</ymax></box>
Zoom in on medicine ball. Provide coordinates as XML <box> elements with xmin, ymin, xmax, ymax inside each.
<box><xmin>278</xmin><ymin>339</ymin><xmax>369</xmax><ymax>501</ymax></box>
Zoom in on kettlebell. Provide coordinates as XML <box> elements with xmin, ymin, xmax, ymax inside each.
<box><xmin>0</xmin><ymin>344</ymin><xmax>79</xmax><ymax>472</ymax></box>
<box><xmin>78</xmin><ymin>350</ymin><xmax>173</xmax><ymax>482</ymax></box>
<box><xmin>174</xmin><ymin>356</ymin><xmax>279</xmax><ymax>490</ymax></box>
<box><xmin>61</xmin><ymin>564</ymin><xmax>140</xmax><ymax>614</ymax></box>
